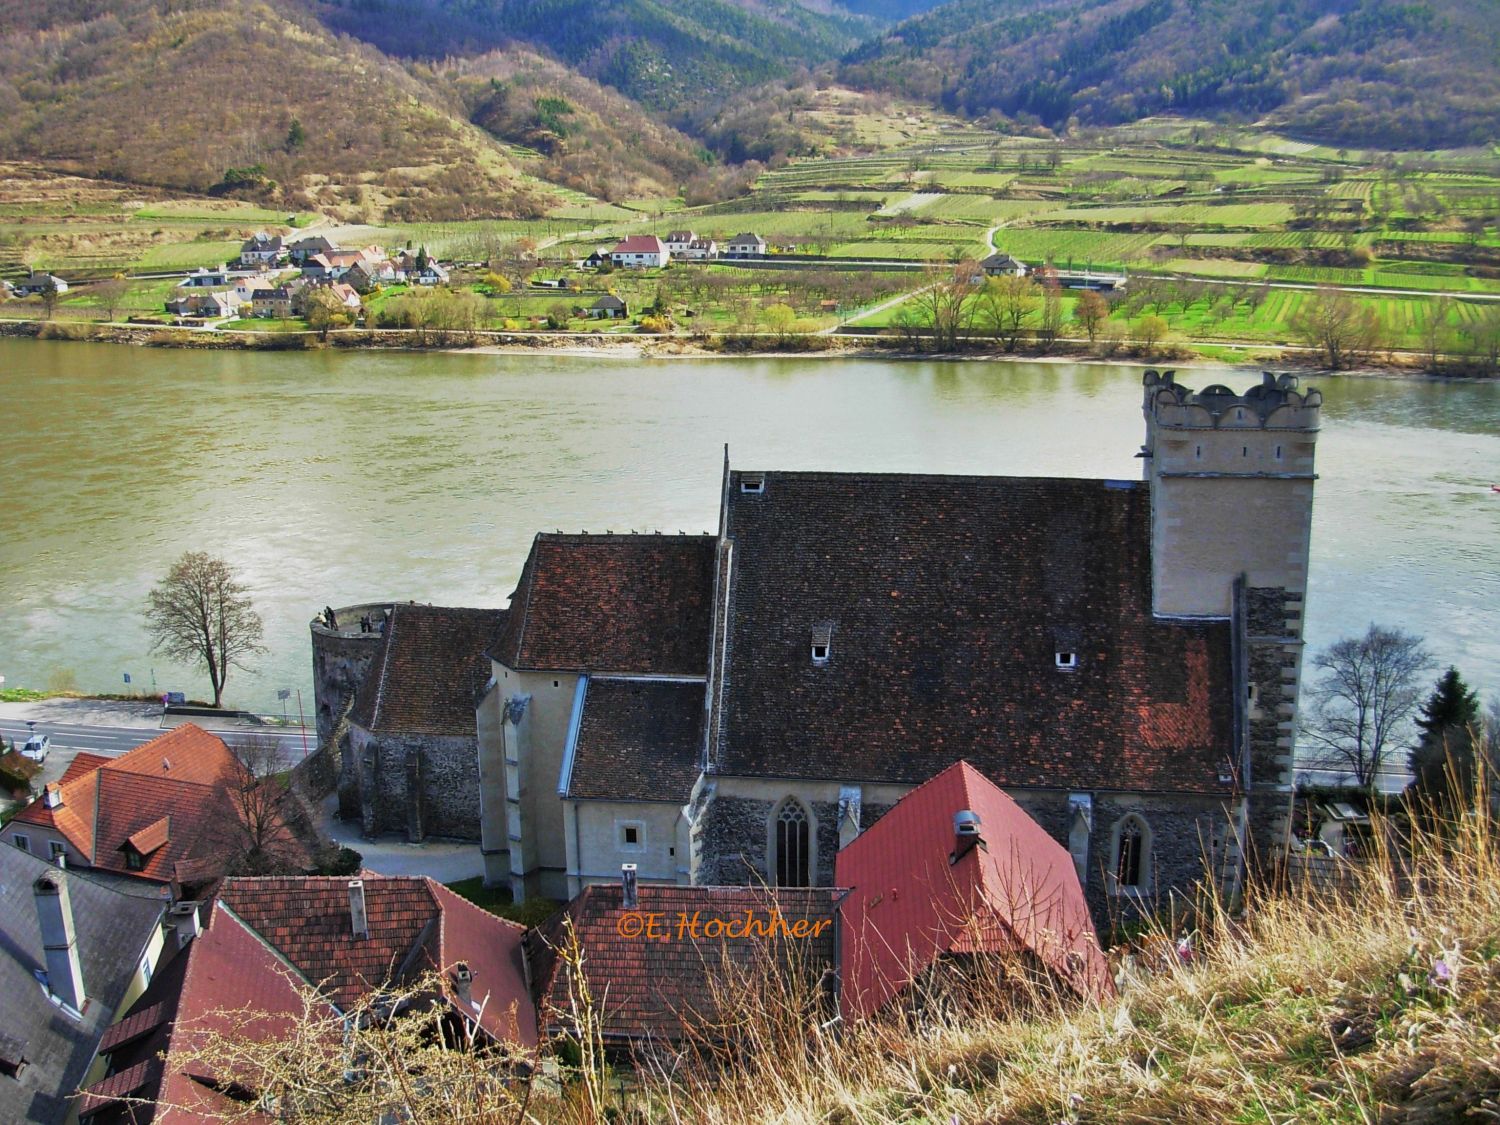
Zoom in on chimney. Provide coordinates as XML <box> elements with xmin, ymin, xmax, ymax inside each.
<box><xmin>620</xmin><ymin>863</ymin><xmax>638</xmax><ymax>910</ymax></box>
<box><xmin>453</xmin><ymin>962</ymin><xmax>474</xmax><ymax>1006</ymax></box>
<box><xmin>348</xmin><ymin>880</ymin><xmax>369</xmax><ymax>939</ymax></box>
<box><xmin>952</xmin><ymin>810</ymin><xmax>982</xmax><ymax>863</ymax></box>
<box><xmin>43</xmin><ymin>784</ymin><xmax>62</xmax><ymax>810</ymax></box>
<box><xmin>33</xmin><ymin>874</ymin><xmax>86</xmax><ymax>1013</ymax></box>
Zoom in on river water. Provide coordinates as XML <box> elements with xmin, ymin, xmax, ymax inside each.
<box><xmin>1</xmin><ymin>338</ymin><xmax>1496</xmax><ymax>720</ymax></box>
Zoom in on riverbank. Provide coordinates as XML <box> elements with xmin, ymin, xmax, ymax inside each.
<box><xmin>4</xmin><ymin>315</ymin><xmax>1487</xmax><ymax>379</ymax></box>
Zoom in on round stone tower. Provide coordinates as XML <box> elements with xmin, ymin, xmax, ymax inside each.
<box><xmin>309</xmin><ymin>602</ymin><xmax>394</xmax><ymax>745</ymax></box>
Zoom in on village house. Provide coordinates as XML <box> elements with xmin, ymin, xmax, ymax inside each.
<box><xmin>344</xmin><ymin>257</ymin><xmax>400</xmax><ymax>293</ymax></box>
<box><xmin>722</xmin><ymin>232</ymin><xmax>767</xmax><ymax>259</ymax></box>
<box><xmin>0</xmin><ymin>849</ymin><xmax>172</xmax><ymax>1125</ymax></box>
<box><xmin>680</xmin><ymin>237</ymin><xmax>718</xmax><ymax>261</ymax></box>
<box><xmin>286</xmin><ymin>235</ymin><xmax>337</xmax><ymax>265</ymax></box>
<box><xmin>609</xmin><ymin>235</ymin><xmax>669</xmax><ymax>269</ymax></box>
<box><xmin>252</xmin><ymin>285</ymin><xmax>296</xmax><ymax>319</ymax></box>
<box><xmin>237</xmin><ymin>231</ymin><xmax>283</xmax><ymax>269</ymax></box>
<box><xmin>587</xmin><ymin>294</ymin><xmax>628</xmax><ymax>319</ymax></box>
<box><xmin>979</xmin><ymin>251</ymin><xmax>1027</xmax><ymax>277</ymax></box>
<box><xmin>663</xmin><ymin>230</ymin><xmax>697</xmax><ymax>256</ymax></box>
<box><xmin>15</xmin><ymin>271</ymin><xmax>68</xmax><ymax>296</ymax></box>
<box><xmin>581</xmin><ymin>247</ymin><xmax>611</xmax><ymax>270</ymax></box>
<box><xmin>0</xmin><ymin>725</ymin><xmax>311</xmax><ymax>897</ymax></box>
<box><xmin>316</xmin><ymin>371</ymin><xmax>1320</xmax><ymax>934</ymax></box>
<box><xmin>78</xmin><ymin>875</ymin><xmax>535</xmax><ymax>1121</ymax></box>
<box><xmin>176</xmin><ymin>265</ymin><xmax>235</xmax><ymax>289</ymax></box>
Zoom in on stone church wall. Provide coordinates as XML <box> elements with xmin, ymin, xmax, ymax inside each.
<box><xmin>348</xmin><ymin>725</ymin><xmax>480</xmax><ymax>842</ymax></box>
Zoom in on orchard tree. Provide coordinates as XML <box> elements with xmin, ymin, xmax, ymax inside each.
<box><xmin>1290</xmin><ymin>286</ymin><xmax>1382</xmax><ymax>369</ymax></box>
<box><xmin>1073</xmin><ymin>288</ymin><xmax>1110</xmax><ymax>343</ymax></box>
<box><xmin>144</xmin><ymin>552</ymin><xmax>265</xmax><ymax>708</ymax></box>
<box><xmin>1305</xmin><ymin>624</ymin><xmax>1431</xmax><ymax>793</ymax></box>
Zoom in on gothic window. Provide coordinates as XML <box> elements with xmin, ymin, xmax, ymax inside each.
<box><xmin>773</xmin><ymin>799</ymin><xmax>811</xmax><ymax>887</ymax></box>
<box><xmin>1113</xmin><ymin>815</ymin><xmax>1150</xmax><ymax>892</ymax></box>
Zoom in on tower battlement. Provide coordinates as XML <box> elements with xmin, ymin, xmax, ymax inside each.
<box><xmin>1144</xmin><ymin>370</ymin><xmax>1322</xmax><ymax>433</ymax></box>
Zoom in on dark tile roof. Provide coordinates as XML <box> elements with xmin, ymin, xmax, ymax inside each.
<box><xmin>713</xmin><ymin>472</ymin><xmax>1235</xmax><ymax>794</ymax></box>
<box><xmin>836</xmin><ymin>761</ymin><xmax>1111</xmax><ymax>1020</ymax></box>
<box><xmin>491</xmin><ymin>534</ymin><xmax>715</xmax><ymax>675</ymax></box>
<box><xmin>528</xmin><ymin>884</ymin><xmax>837</xmax><ymax>1042</ymax></box>
<box><xmin>567</xmin><ymin>679</ymin><xmax>704</xmax><ymax>802</ymax></box>
<box><xmin>350</xmin><ymin>604</ymin><xmax>505</xmax><ymax>736</ymax></box>
<box><xmin>0</xmin><ymin>848</ymin><xmax>165</xmax><ymax>1125</ymax></box>
<box><xmin>217</xmin><ymin>876</ymin><xmax>535</xmax><ymax>1045</ymax></box>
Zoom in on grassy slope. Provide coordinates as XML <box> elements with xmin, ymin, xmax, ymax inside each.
<box><xmin>839</xmin><ymin>0</ymin><xmax>1500</xmax><ymax>149</ymax></box>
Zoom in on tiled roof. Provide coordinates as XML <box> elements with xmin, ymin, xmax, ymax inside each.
<box><xmin>611</xmin><ymin>235</ymin><xmax>666</xmax><ymax>254</ymax></box>
<box><xmin>104</xmin><ymin>725</ymin><xmax>244</xmax><ymax>788</ymax></box>
<box><xmin>567</xmin><ymin>679</ymin><xmax>704</xmax><ymax>802</ymax></box>
<box><xmin>218</xmin><ymin>876</ymin><xmax>535</xmax><ymax>1045</ymax></box>
<box><xmin>127</xmin><ymin>815</ymin><xmax>171</xmax><ymax>857</ymax></box>
<box><xmin>529</xmin><ymin>884</ymin><xmax>837</xmax><ymax>1042</ymax></box>
<box><xmin>492</xmin><ymin>534</ymin><xmax>715</xmax><ymax>675</ymax></box>
<box><xmin>713</xmin><ymin>472</ymin><xmax>1235</xmax><ymax>794</ymax></box>
<box><xmin>0</xmin><ymin>847</ymin><xmax>166</xmax><ymax>1125</ymax></box>
<box><xmin>350</xmin><ymin>605</ymin><xmax>505</xmax><ymax>736</ymax></box>
<box><xmin>836</xmin><ymin>761</ymin><xmax>1112</xmax><ymax>1020</ymax></box>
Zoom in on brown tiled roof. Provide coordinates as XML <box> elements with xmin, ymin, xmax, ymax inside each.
<box><xmin>104</xmin><ymin>724</ymin><xmax>245</xmax><ymax>787</ymax></box>
<box><xmin>713</xmin><ymin>472</ymin><xmax>1235</xmax><ymax>794</ymax></box>
<box><xmin>127</xmin><ymin>815</ymin><xmax>171</xmax><ymax>857</ymax></box>
<box><xmin>492</xmin><ymin>534</ymin><xmax>715</xmax><ymax>675</ymax></box>
<box><xmin>528</xmin><ymin>884</ymin><xmax>837</xmax><ymax>1042</ymax></box>
<box><xmin>611</xmin><ymin>235</ymin><xmax>666</xmax><ymax>254</ymax></box>
<box><xmin>218</xmin><ymin>876</ymin><xmax>536</xmax><ymax>1045</ymax></box>
<box><xmin>567</xmin><ymin>679</ymin><xmax>704</xmax><ymax>802</ymax></box>
<box><xmin>350</xmin><ymin>604</ymin><xmax>505</xmax><ymax>736</ymax></box>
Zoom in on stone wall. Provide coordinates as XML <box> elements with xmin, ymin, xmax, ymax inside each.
<box><xmin>310</xmin><ymin>606</ymin><xmax>390</xmax><ymax>744</ymax></box>
<box><xmin>348</xmin><ymin>725</ymin><xmax>481</xmax><ymax>842</ymax></box>
<box><xmin>697</xmin><ymin>795</ymin><xmax>773</xmax><ymax>885</ymax></box>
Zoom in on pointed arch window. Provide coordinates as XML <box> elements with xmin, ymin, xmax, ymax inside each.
<box><xmin>773</xmin><ymin>800</ymin><xmax>811</xmax><ymax>887</ymax></box>
<box><xmin>1113</xmin><ymin>814</ymin><xmax>1151</xmax><ymax>892</ymax></box>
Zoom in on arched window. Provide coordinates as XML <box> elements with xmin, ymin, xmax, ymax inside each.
<box><xmin>1113</xmin><ymin>814</ymin><xmax>1151</xmax><ymax>891</ymax></box>
<box><xmin>773</xmin><ymin>799</ymin><xmax>811</xmax><ymax>887</ymax></box>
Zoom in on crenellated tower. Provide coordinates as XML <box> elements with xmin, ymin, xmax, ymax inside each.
<box><xmin>1142</xmin><ymin>369</ymin><xmax>1322</xmax><ymax>866</ymax></box>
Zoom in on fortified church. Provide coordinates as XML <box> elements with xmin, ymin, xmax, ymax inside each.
<box><xmin>311</xmin><ymin>370</ymin><xmax>1321</xmax><ymax>923</ymax></box>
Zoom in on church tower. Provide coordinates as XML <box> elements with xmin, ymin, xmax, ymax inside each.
<box><xmin>1141</xmin><ymin>369</ymin><xmax>1322</xmax><ymax>862</ymax></box>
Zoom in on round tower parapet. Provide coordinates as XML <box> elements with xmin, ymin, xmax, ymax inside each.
<box><xmin>310</xmin><ymin>602</ymin><xmax>394</xmax><ymax>745</ymax></box>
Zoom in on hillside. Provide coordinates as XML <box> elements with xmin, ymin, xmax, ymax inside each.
<box><xmin>839</xmin><ymin>0</ymin><xmax>1500</xmax><ymax>149</ymax></box>
<box><xmin>0</xmin><ymin>0</ymin><xmax>561</xmax><ymax>219</ymax></box>
<box><xmin>302</xmin><ymin>0</ymin><xmax>877</xmax><ymax>114</ymax></box>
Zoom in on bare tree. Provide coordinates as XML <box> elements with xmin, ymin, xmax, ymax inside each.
<box><xmin>1304</xmin><ymin>624</ymin><xmax>1432</xmax><ymax>792</ymax></box>
<box><xmin>974</xmin><ymin>274</ymin><xmax>1040</xmax><ymax>352</ymax></box>
<box><xmin>144</xmin><ymin>551</ymin><xmax>265</xmax><ymax>708</ymax></box>
<box><xmin>93</xmin><ymin>275</ymin><xmax>129</xmax><ymax>323</ymax></box>
<box><xmin>908</xmin><ymin>261</ymin><xmax>981</xmax><ymax>351</ymax></box>
<box><xmin>1290</xmin><ymin>286</ymin><xmax>1382</xmax><ymax>369</ymax></box>
<box><xmin>219</xmin><ymin>734</ymin><xmax>314</xmax><ymax>876</ymax></box>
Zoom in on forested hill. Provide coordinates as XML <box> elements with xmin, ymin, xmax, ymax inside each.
<box><xmin>838</xmin><ymin>0</ymin><xmax>1500</xmax><ymax>148</ymax></box>
<box><xmin>301</xmin><ymin>0</ymin><xmax>877</xmax><ymax>113</ymax></box>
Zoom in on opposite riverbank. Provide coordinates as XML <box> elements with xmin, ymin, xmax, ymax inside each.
<box><xmin>3</xmin><ymin>316</ymin><xmax>1489</xmax><ymax>379</ymax></box>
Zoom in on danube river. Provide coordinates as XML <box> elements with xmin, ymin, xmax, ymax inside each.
<box><xmin>1</xmin><ymin>338</ymin><xmax>1496</xmax><ymax>719</ymax></box>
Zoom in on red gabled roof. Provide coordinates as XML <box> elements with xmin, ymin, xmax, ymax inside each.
<box><xmin>127</xmin><ymin>815</ymin><xmax>172</xmax><ymax>857</ymax></box>
<box><xmin>836</xmin><ymin>761</ymin><xmax>1112</xmax><ymax>1020</ymax></box>
<box><xmin>610</xmin><ymin>235</ymin><xmax>665</xmax><ymax>255</ymax></box>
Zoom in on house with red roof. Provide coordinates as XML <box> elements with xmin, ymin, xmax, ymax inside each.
<box><xmin>78</xmin><ymin>875</ymin><xmax>536</xmax><ymax>1121</ymax></box>
<box><xmin>609</xmin><ymin>235</ymin><xmax>669</xmax><ymax>268</ymax></box>
<box><xmin>836</xmin><ymin>760</ymin><xmax>1112</xmax><ymax>1020</ymax></box>
<box><xmin>0</xmin><ymin>725</ymin><xmax>310</xmax><ymax>896</ymax></box>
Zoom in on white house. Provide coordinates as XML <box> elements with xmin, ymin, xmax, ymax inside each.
<box><xmin>722</xmin><ymin>233</ymin><xmax>767</xmax><ymax>259</ymax></box>
<box><xmin>609</xmin><ymin>236</ymin><xmax>669</xmax><ymax>269</ymax></box>
<box><xmin>679</xmin><ymin>238</ymin><xmax>718</xmax><ymax>261</ymax></box>
<box><xmin>664</xmin><ymin>230</ymin><xmax>697</xmax><ymax>256</ymax></box>
<box><xmin>239</xmin><ymin>232</ymin><xmax>284</xmax><ymax>269</ymax></box>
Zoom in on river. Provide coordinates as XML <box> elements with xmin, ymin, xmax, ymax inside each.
<box><xmin>1</xmin><ymin>339</ymin><xmax>1496</xmax><ymax>724</ymax></box>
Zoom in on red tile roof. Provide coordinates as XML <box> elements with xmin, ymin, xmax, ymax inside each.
<box><xmin>218</xmin><ymin>876</ymin><xmax>535</xmax><ymax>1045</ymax></box>
<box><xmin>714</xmin><ymin>472</ymin><xmax>1236</xmax><ymax>794</ymax></box>
<box><xmin>127</xmin><ymin>815</ymin><xmax>171</xmax><ymax>857</ymax></box>
<box><xmin>492</xmin><ymin>534</ymin><xmax>715</xmax><ymax>675</ymax></box>
<box><xmin>610</xmin><ymin>235</ymin><xmax>666</xmax><ymax>255</ymax></box>
<box><xmin>836</xmin><ymin>761</ymin><xmax>1112</xmax><ymax>1020</ymax></box>
<box><xmin>529</xmin><ymin>884</ymin><xmax>837</xmax><ymax>1042</ymax></box>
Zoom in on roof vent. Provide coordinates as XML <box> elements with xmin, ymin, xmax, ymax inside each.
<box><xmin>43</xmin><ymin>785</ymin><xmax>62</xmax><ymax>810</ymax></box>
<box><xmin>952</xmin><ymin>810</ymin><xmax>982</xmax><ymax>863</ymax></box>
<box><xmin>348</xmin><ymin>880</ymin><xmax>369</xmax><ymax>939</ymax></box>
<box><xmin>161</xmin><ymin>758</ymin><xmax>171</xmax><ymax>772</ymax></box>
<box><xmin>811</xmin><ymin>623</ymin><xmax>833</xmax><ymax>665</ymax></box>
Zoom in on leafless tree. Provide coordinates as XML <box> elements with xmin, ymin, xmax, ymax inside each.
<box><xmin>144</xmin><ymin>551</ymin><xmax>265</xmax><ymax>708</ymax></box>
<box><xmin>974</xmin><ymin>275</ymin><xmax>1040</xmax><ymax>352</ymax></box>
<box><xmin>93</xmin><ymin>275</ymin><xmax>129</xmax><ymax>323</ymax></box>
<box><xmin>908</xmin><ymin>261</ymin><xmax>981</xmax><ymax>351</ymax></box>
<box><xmin>1304</xmin><ymin>624</ymin><xmax>1432</xmax><ymax>792</ymax></box>
<box><xmin>1290</xmin><ymin>285</ymin><xmax>1382</xmax><ymax>369</ymax></box>
<box><xmin>219</xmin><ymin>734</ymin><xmax>314</xmax><ymax>876</ymax></box>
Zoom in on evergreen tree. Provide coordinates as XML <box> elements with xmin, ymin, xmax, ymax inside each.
<box><xmin>1407</xmin><ymin>666</ymin><xmax>1481</xmax><ymax>808</ymax></box>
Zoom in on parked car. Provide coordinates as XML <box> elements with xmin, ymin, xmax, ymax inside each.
<box><xmin>20</xmin><ymin>734</ymin><xmax>49</xmax><ymax>763</ymax></box>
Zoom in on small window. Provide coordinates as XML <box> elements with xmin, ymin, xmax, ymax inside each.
<box><xmin>618</xmin><ymin>821</ymin><xmax>645</xmax><ymax>852</ymax></box>
<box><xmin>1275</xmin><ymin>444</ymin><xmax>1283</xmax><ymax>461</ymax></box>
<box><xmin>125</xmin><ymin>849</ymin><xmax>144</xmax><ymax>872</ymax></box>
<box><xmin>11</xmin><ymin>835</ymin><xmax>29</xmax><ymax>854</ymax></box>
<box><xmin>811</xmin><ymin>644</ymin><xmax>829</xmax><ymax>663</ymax></box>
<box><xmin>49</xmin><ymin>842</ymin><xmax>65</xmax><ymax>861</ymax></box>
<box><xmin>553</xmin><ymin>680</ymin><xmax>559</xmax><ymax>689</ymax></box>
<box><xmin>1055</xmin><ymin>651</ymin><xmax>1077</xmax><ymax>670</ymax></box>
<box><xmin>811</xmin><ymin>623</ymin><xmax>833</xmax><ymax>665</ymax></box>
<box><xmin>740</xmin><ymin>474</ymin><xmax>765</xmax><ymax>494</ymax></box>
<box><xmin>623</xmin><ymin>826</ymin><xmax>639</xmax><ymax>845</ymax></box>
<box><xmin>1242</xmin><ymin>446</ymin><xmax>1248</xmax><ymax>457</ymax></box>
<box><xmin>1194</xmin><ymin>444</ymin><xmax>1202</xmax><ymax>459</ymax></box>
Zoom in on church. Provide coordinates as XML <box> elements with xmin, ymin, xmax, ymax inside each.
<box><xmin>314</xmin><ymin>370</ymin><xmax>1321</xmax><ymax>925</ymax></box>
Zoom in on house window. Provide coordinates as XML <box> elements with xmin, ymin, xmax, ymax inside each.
<box><xmin>618</xmin><ymin>821</ymin><xmax>645</xmax><ymax>852</ymax></box>
<box><xmin>773</xmin><ymin>800</ymin><xmax>811</xmax><ymax>887</ymax></box>
<box><xmin>11</xmin><ymin>834</ymin><xmax>29</xmax><ymax>854</ymax></box>
<box><xmin>740</xmin><ymin>474</ymin><xmax>765</xmax><ymax>494</ymax></box>
<box><xmin>1055</xmin><ymin>651</ymin><xmax>1078</xmax><ymax>670</ymax></box>
<box><xmin>125</xmin><ymin>848</ymin><xmax>144</xmax><ymax>872</ymax></box>
<box><xmin>811</xmin><ymin>623</ymin><xmax>833</xmax><ymax>665</ymax></box>
<box><xmin>1113</xmin><ymin>815</ymin><xmax>1151</xmax><ymax>892</ymax></box>
<box><xmin>49</xmin><ymin>842</ymin><xmax>65</xmax><ymax>862</ymax></box>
